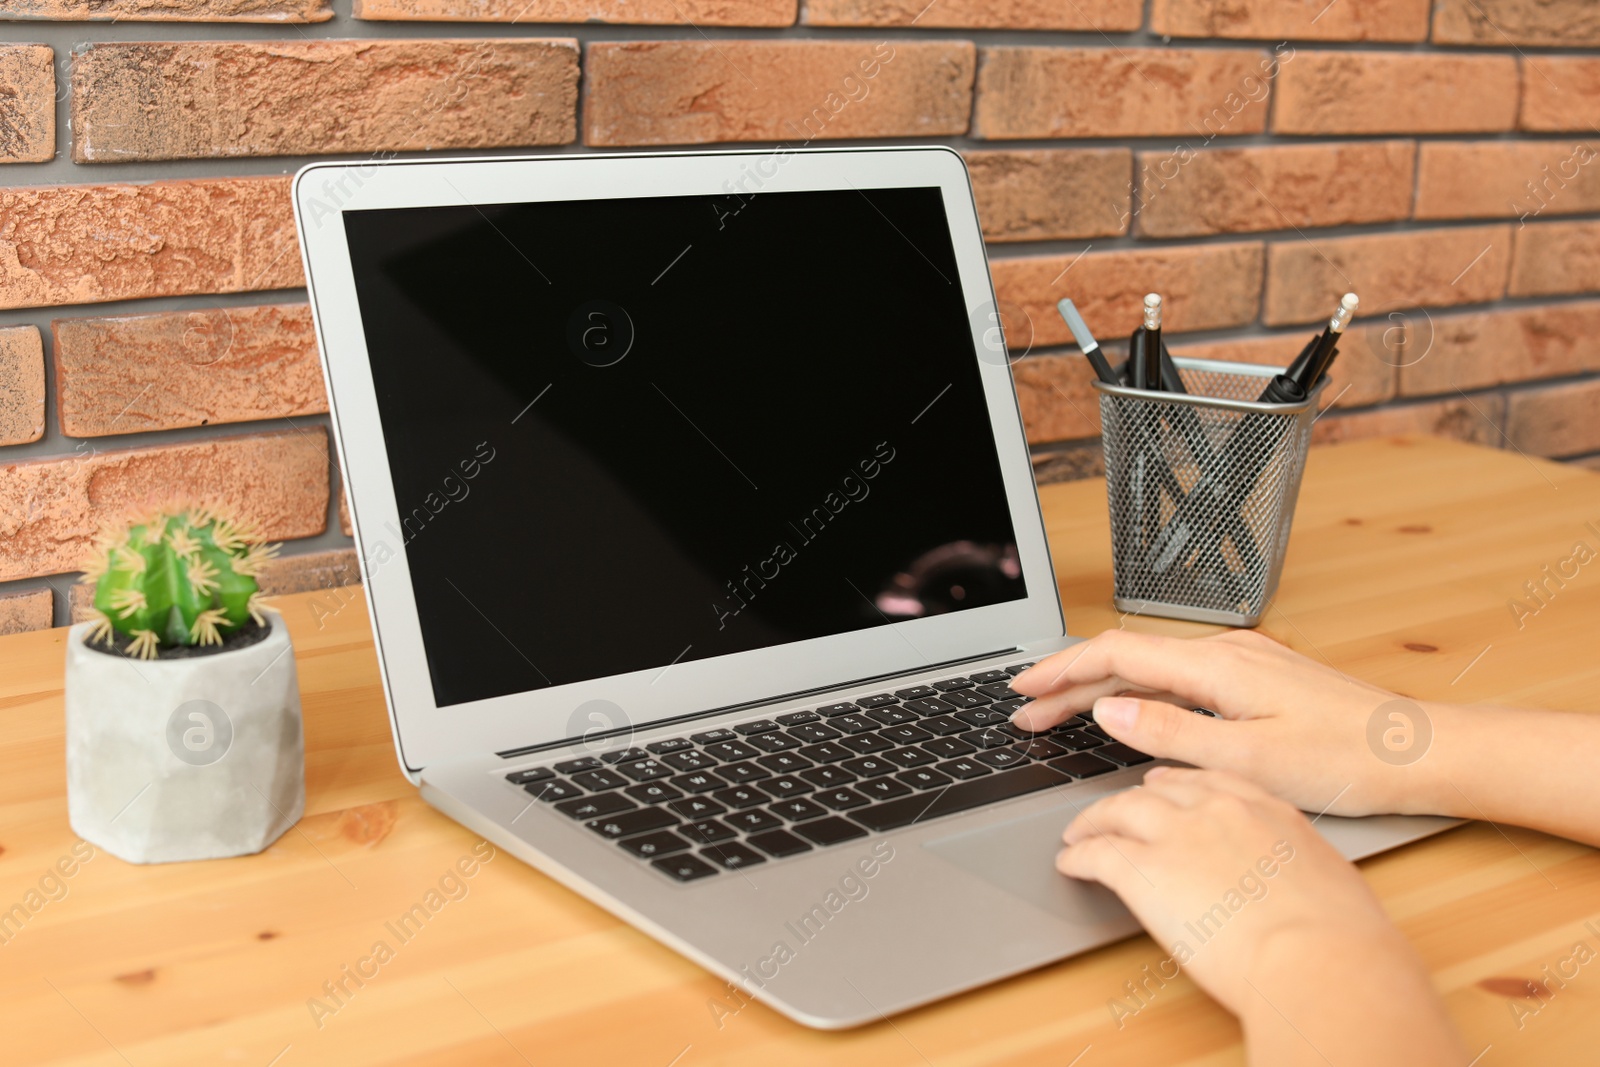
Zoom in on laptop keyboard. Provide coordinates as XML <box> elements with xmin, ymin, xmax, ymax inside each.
<box><xmin>503</xmin><ymin>662</ymin><xmax>1155</xmax><ymax>882</ymax></box>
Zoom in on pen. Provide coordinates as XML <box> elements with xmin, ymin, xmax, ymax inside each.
<box><xmin>1056</xmin><ymin>299</ymin><xmax>1120</xmax><ymax>386</ymax></box>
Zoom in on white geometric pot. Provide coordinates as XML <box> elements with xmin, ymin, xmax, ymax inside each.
<box><xmin>64</xmin><ymin>607</ymin><xmax>305</xmax><ymax>864</ymax></box>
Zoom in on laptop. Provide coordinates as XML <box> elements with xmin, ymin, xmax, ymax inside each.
<box><xmin>292</xmin><ymin>146</ymin><xmax>1459</xmax><ymax>1029</ymax></box>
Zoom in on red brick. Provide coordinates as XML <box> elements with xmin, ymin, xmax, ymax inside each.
<box><xmin>69</xmin><ymin>546</ymin><xmax>361</xmax><ymax>622</ymax></box>
<box><xmin>965</xmin><ymin>149</ymin><xmax>1131</xmax><ymax>243</ymax></box>
<box><xmin>357</xmin><ymin>0</ymin><xmax>792</xmax><ymax>22</ymax></box>
<box><xmin>0</xmin><ymin>177</ymin><xmax>299</xmax><ymax>310</ymax></box>
<box><xmin>1508</xmin><ymin>220</ymin><xmax>1600</xmax><ymax>298</ymax></box>
<box><xmin>990</xmin><ymin>242</ymin><xmax>1264</xmax><ymax>351</ymax></box>
<box><xmin>1272</xmin><ymin>52</ymin><xmax>1518</xmax><ymax>135</ymax></box>
<box><xmin>1311</xmin><ymin>395</ymin><xmax>1505</xmax><ymax>448</ymax></box>
<box><xmin>1263</xmin><ymin>226</ymin><xmax>1511</xmax><ymax>326</ymax></box>
<box><xmin>1173</xmin><ymin>330</ymin><xmax>1395</xmax><ymax>409</ymax></box>
<box><xmin>1507</xmin><ymin>380</ymin><xmax>1600</xmax><ymax>457</ymax></box>
<box><xmin>0</xmin><ymin>325</ymin><xmax>45</xmax><ymax>446</ymax></box>
<box><xmin>73</xmin><ymin>40</ymin><xmax>577</xmax><ymax>163</ymax></box>
<box><xmin>805</xmin><ymin>0</ymin><xmax>1139</xmax><ymax>30</ymax></box>
<box><xmin>1014</xmin><ymin>355</ymin><xmax>1102</xmax><ymax>445</ymax></box>
<box><xmin>1522</xmin><ymin>57</ymin><xmax>1600</xmax><ymax>132</ymax></box>
<box><xmin>0</xmin><ymin>428</ymin><xmax>328</xmax><ymax>581</ymax></box>
<box><xmin>53</xmin><ymin>304</ymin><xmax>325</xmax><ymax>437</ymax></box>
<box><xmin>583</xmin><ymin>40</ymin><xmax>972</xmax><ymax>147</ymax></box>
<box><xmin>974</xmin><ymin>47</ymin><xmax>1276</xmax><ymax>140</ymax></box>
<box><xmin>0</xmin><ymin>45</ymin><xmax>54</xmax><ymax>164</ymax></box>
<box><xmin>1432</xmin><ymin>0</ymin><xmax>1600</xmax><ymax>46</ymax></box>
<box><xmin>0</xmin><ymin>588</ymin><xmax>52</xmax><ymax>635</ymax></box>
<box><xmin>1137</xmin><ymin>141</ymin><xmax>1414</xmax><ymax>238</ymax></box>
<box><xmin>0</xmin><ymin>0</ymin><xmax>330</xmax><ymax>19</ymax></box>
<box><xmin>1151</xmin><ymin>0</ymin><xmax>1429</xmax><ymax>41</ymax></box>
<box><xmin>1398</xmin><ymin>302</ymin><xmax>1600</xmax><ymax>397</ymax></box>
<box><xmin>1415</xmin><ymin>141</ymin><xmax>1600</xmax><ymax>221</ymax></box>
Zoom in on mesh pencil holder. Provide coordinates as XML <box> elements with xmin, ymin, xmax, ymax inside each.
<box><xmin>1093</xmin><ymin>357</ymin><xmax>1323</xmax><ymax>627</ymax></box>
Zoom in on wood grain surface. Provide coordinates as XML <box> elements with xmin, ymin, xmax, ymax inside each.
<box><xmin>2</xmin><ymin>435</ymin><xmax>1596</xmax><ymax>1066</ymax></box>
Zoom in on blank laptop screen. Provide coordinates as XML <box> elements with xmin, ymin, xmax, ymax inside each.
<box><xmin>343</xmin><ymin>185</ymin><xmax>1026</xmax><ymax>708</ymax></box>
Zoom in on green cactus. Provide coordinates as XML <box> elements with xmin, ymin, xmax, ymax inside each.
<box><xmin>83</xmin><ymin>506</ymin><xmax>278</xmax><ymax>660</ymax></box>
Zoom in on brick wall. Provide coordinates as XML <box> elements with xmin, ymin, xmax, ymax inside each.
<box><xmin>3</xmin><ymin>0</ymin><xmax>1599</xmax><ymax>632</ymax></box>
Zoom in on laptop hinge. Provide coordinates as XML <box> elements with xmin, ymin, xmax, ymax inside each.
<box><xmin>495</xmin><ymin>645</ymin><xmax>1023</xmax><ymax>759</ymax></box>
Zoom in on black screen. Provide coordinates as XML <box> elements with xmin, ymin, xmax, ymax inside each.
<box><xmin>343</xmin><ymin>185</ymin><xmax>1026</xmax><ymax>707</ymax></box>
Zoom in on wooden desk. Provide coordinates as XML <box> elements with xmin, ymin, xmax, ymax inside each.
<box><xmin>3</xmin><ymin>436</ymin><xmax>1597</xmax><ymax>1066</ymax></box>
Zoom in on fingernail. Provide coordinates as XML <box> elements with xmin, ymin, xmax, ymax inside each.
<box><xmin>1008</xmin><ymin>706</ymin><xmax>1037</xmax><ymax>728</ymax></box>
<box><xmin>1094</xmin><ymin>696</ymin><xmax>1139</xmax><ymax>731</ymax></box>
<box><xmin>1144</xmin><ymin>765</ymin><xmax>1170</xmax><ymax>779</ymax></box>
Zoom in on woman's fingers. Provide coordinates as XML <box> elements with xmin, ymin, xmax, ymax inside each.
<box><xmin>1089</xmin><ymin>696</ymin><xmax>1252</xmax><ymax>773</ymax></box>
<box><xmin>1062</xmin><ymin>785</ymin><xmax>1184</xmax><ymax>845</ymax></box>
<box><xmin>1013</xmin><ymin>631</ymin><xmax>1235</xmax><ymax>709</ymax></box>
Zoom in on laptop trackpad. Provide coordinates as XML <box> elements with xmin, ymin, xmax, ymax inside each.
<box><xmin>923</xmin><ymin>800</ymin><xmax>1132</xmax><ymax>925</ymax></box>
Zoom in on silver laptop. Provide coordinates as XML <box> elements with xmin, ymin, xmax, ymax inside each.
<box><xmin>292</xmin><ymin>146</ymin><xmax>1458</xmax><ymax>1029</ymax></box>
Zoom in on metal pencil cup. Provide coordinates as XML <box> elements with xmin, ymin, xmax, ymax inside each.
<box><xmin>1094</xmin><ymin>357</ymin><xmax>1323</xmax><ymax>627</ymax></box>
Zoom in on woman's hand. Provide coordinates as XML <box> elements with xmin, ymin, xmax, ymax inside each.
<box><xmin>1060</xmin><ymin>767</ymin><xmax>1466</xmax><ymax>1065</ymax></box>
<box><xmin>1012</xmin><ymin>629</ymin><xmax>1446</xmax><ymax>818</ymax></box>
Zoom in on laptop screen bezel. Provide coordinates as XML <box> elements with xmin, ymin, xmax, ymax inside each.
<box><xmin>293</xmin><ymin>146</ymin><xmax>1065</xmax><ymax>777</ymax></box>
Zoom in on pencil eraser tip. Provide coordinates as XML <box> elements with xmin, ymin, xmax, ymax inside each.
<box><xmin>1341</xmin><ymin>292</ymin><xmax>1359</xmax><ymax>309</ymax></box>
<box><xmin>1143</xmin><ymin>293</ymin><xmax>1161</xmax><ymax>307</ymax></box>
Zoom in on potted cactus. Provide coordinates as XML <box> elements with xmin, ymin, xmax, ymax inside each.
<box><xmin>64</xmin><ymin>506</ymin><xmax>305</xmax><ymax>864</ymax></box>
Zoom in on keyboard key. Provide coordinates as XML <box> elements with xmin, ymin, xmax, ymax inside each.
<box><xmin>1052</xmin><ymin>730</ymin><xmax>1104</xmax><ymax>752</ymax></box>
<box><xmin>619</xmin><ymin>758</ymin><xmax>675</xmax><ymax>782</ymax></box>
<box><xmin>816</xmin><ymin>787</ymin><xmax>871</xmax><ymax>811</ymax></box>
<box><xmin>880</xmin><ymin>724</ymin><xmax>933</xmax><ymax>746</ymax></box>
<box><xmin>864</xmin><ymin>705</ymin><xmax>920</xmax><ymax>726</ymax></box>
<box><xmin>830</xmin><ymin>713</ymin><xmax>878</xmax><ymax>735</ymax></box>
<box><xmin>798</xmin><ymin>742</ymin><xmax>852</xmax><ymax>764</ymax></box>
<box><xmin>855</xmin><ymin>694</ymin><xmax>898</xmax><ymax>709</ymax></box>
<box><xmin>917</xmin><ymin>715</ymin><xmax>968</xmax><ymax>736</ymax></box>
<box><xmin>955</xmin><ymin>707</ymin><xmax>1008</xmax><ymax>727</ymax></box>
<box><xmin>748</xmin><ymin>732</ymin><xmax>801</xmax><ymax>753</ymax></box>
<box><xmin>969</xmin><ymin>670</ymin><xmax>1011</xmax><ymax>684</ymax></box>
<box><xmin>937</xmin><ymin>757</ymin><xmax>990</xmax><ymax>780</ymax></box>
<box><xmin>712</xmin><ymin>785</ymin><xmax>770</xmax><ymax>809</ymax></box>
<box><xmin>975</xmin><ymin>747</ymin><xmax>1030</xmax><ymax>770</ymax></box>
<box><xmin>776</xmin><ymin>710</ymin><xmax>820</xmax><ymax>726</ymax></box>
<box><xmin>839</xmin><ymin>733</ymin><xmax>892</xmax><ymax>755</ymax></box>
<box><xmin>921</xmin><ymin>737</ymin><xmax>977</xmax><ymax>759</ymax></box>
<box><xmin>815</xmin><ymin>702</ymin><xmax>859</xmax><ymax>717</ymax></box>
<box><xmin>662</xmin><ymin>750</ymin><xmax>719</xmax><ymax>773</ymax></box>
<box><xmin>734</xmin><ymin>719</ymin><xmax>780</xmax><ymax>736</ymax></box>
<box><xmin>668</xmin><ymin>796</ymin><xmax>726</xmax><ymax>820</ymax></box>
<box><xmin>620</xmin><ymin>830</ymin><xmax>690</xmax><ymax>859</ymax></box>
<box><xmin>646</xmin><ymin>737</ymin><xmax>694</xmax><ymax>755</ymax></box>
<box><xmin>704</xmin><ymin>740</ymin><xmax>760</xmax><ymax>762</ymax></box>
<box><xmin>792</xmin><ymin>816</ymin><xmax>868</xmax><ymax>847</ymax></box>
<box><xmin>932</xmin><ymin>677</ymin><xmax>974</xmax><ymax>692</ymax></box>
<box><xmin>505</xmin><ymin>767</ymin><xmax>553</xmax><ymax>785</ymax></box>
<box><xmin>556</xmin><ymin>793</ymin><xmax>635</xmax><ymax>820</ymax></box>
<box><xmin>674</xmin><ymin>771</ymin><xmax>729</xmax><ymax>794</ymax></box>
<box><xmin>600</xmin><ymin>747</ymin><xmax>651</xmax><ymax>765</ymax></box>
<box><xmin>526</xmin><ymin>779</ymin><xmax>582</xmax><ymax>802</ymax></box>
<box><xmin>897</xmin><ymin>767</ymin><xmax>952</xmax><ymax>791</ymax></box>
<box><xmin>757</xmin><ymin>752</ymin><xmax>812</xmax><ymax>774</ymax></box>
<box><xmin>1083</xmin><ymin>723</ymin><xmax>1113</xmax><ymax>741</ymax></box>
<box><xmin>718</xmin><ymin>761</ymin><xmax>770</xmax><ymax>784</ymax></box>
<box><xmin>726</xmin><ymin>809</ymin><xmax>784</xmax><ymax>834</ymax></box>
<box><xmin>703</xmin><ymin>842</ymin><xmax>766</xmax><ymax>870</ymax></box>
<box><xmin>586</xmin><ymin>807</ymin><xmax>676</xmax><ymax>840</ymax></box>
<box><xmin>626</xmin><ymin>782</ymin><xmax>683</xmax><ymax>805</ymax></box>
<box><xmin>747</xmin><ymin>829</ymin><xmax>813</xmax><ymax>857</ymax></box>
<box><xmin>690</xmin><ymin>728</ymin><xmax>738</xmax><ymax>745</ymax></box>
<box><xmin>959</xmin><ymin>727</ymin><xmax>1015</xmax><ymax>749</ymax></box>
<box><xmin>995</xmin><ymin>722</ymin><xmax>1046</xmax><ymax>740</ymax></box>
<box><xmin>763</xmin><ymin>775</ymin><xmax>812</xmax><ymax>799</ymax></box>
<box><xmin>858</xmin><ymin>776</ymin><xmax>914</xmax><ymax>801</ymax></box>
<box><xmin>1047</xmin><ymin>753</ymin><xmax>1119</xmax><ymax>779</ymax></box>
<box><xmin>940</xmin><ymin>690</ymin><xmax>995</xmax><ymax>710</ymax></box>
<box><xmin>855</xmin><ymin>764</ymin><xmax>1071</xmax><ymax>832</ymax></box>
<box><xmin>903</xmin><ymin>696</ymin><xmax>955</xmax><ymax>716</ymax></box>
<box><xmin>841</xmin><ymin>755</ymin><xmax>896</xmax><ymax>778</ymax></box>
<box><xmin>770</xmin><ymin>797</ymin><xmax>829</xmax><ymax>822</ymax></box>
<box><xmin>800</xmin><ymin>765</ymin><xmax>857</xmax><ymax>789</ymax></box>
<box><xmin>976</xmin><ymin>682</ymin><xmax>1021</xmax><ymax>701</ymax></box>
<box><xmin>1192</xmin><ymin>706</ymin><xmax>1219</xmax><ymax>718</ymax></box>
<box><xmin>1015</xmin><ymin>738</ymin><xmax>1071</xmax><ymax>760</ymax></box>
<box><xmin>554</xmin><ymin>756</ymin><xmax>603</xmax><ymax>774</ymax></box>
<box><xmin>652</xmin><ymin>854</ymin><xmax>718</xmax><ymax>881</ymax></box>
<box><xmin>1096</xmin><ymin>742</ymin><xmax>1155</xmax><ymax>766</ymax></box>
<box><xmin>571</xmin><ymin>768</ymin><xmax>628</xmax><ymax>792</ymax></box>
<box><xmin>990</xmin><ymin>698</ymin><xmax>1029</xmax><ymax>717</ymax></box>
<box><xmin>883</xmin><ymin>746</ymin><xmax>935</xmax><ymax>769</ymax></box>
<box><xmin>679</xmin><ymin>819</ymin><xmax>737</xmax><ymax>845</ymax></box>
<box><xmin>786</xmin><ymin>723</ymin><xmax>842</xmax><ymax>744</ymax></box>
<box><xmin>1004</xmin><ymin>662</ymin><xmax>1034</xmax><ymax>676</ymax></box>
<box><xmin>894</xmin><ymin>685</ymin><xmax>938</xmax><ymax>700</ymax></box>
